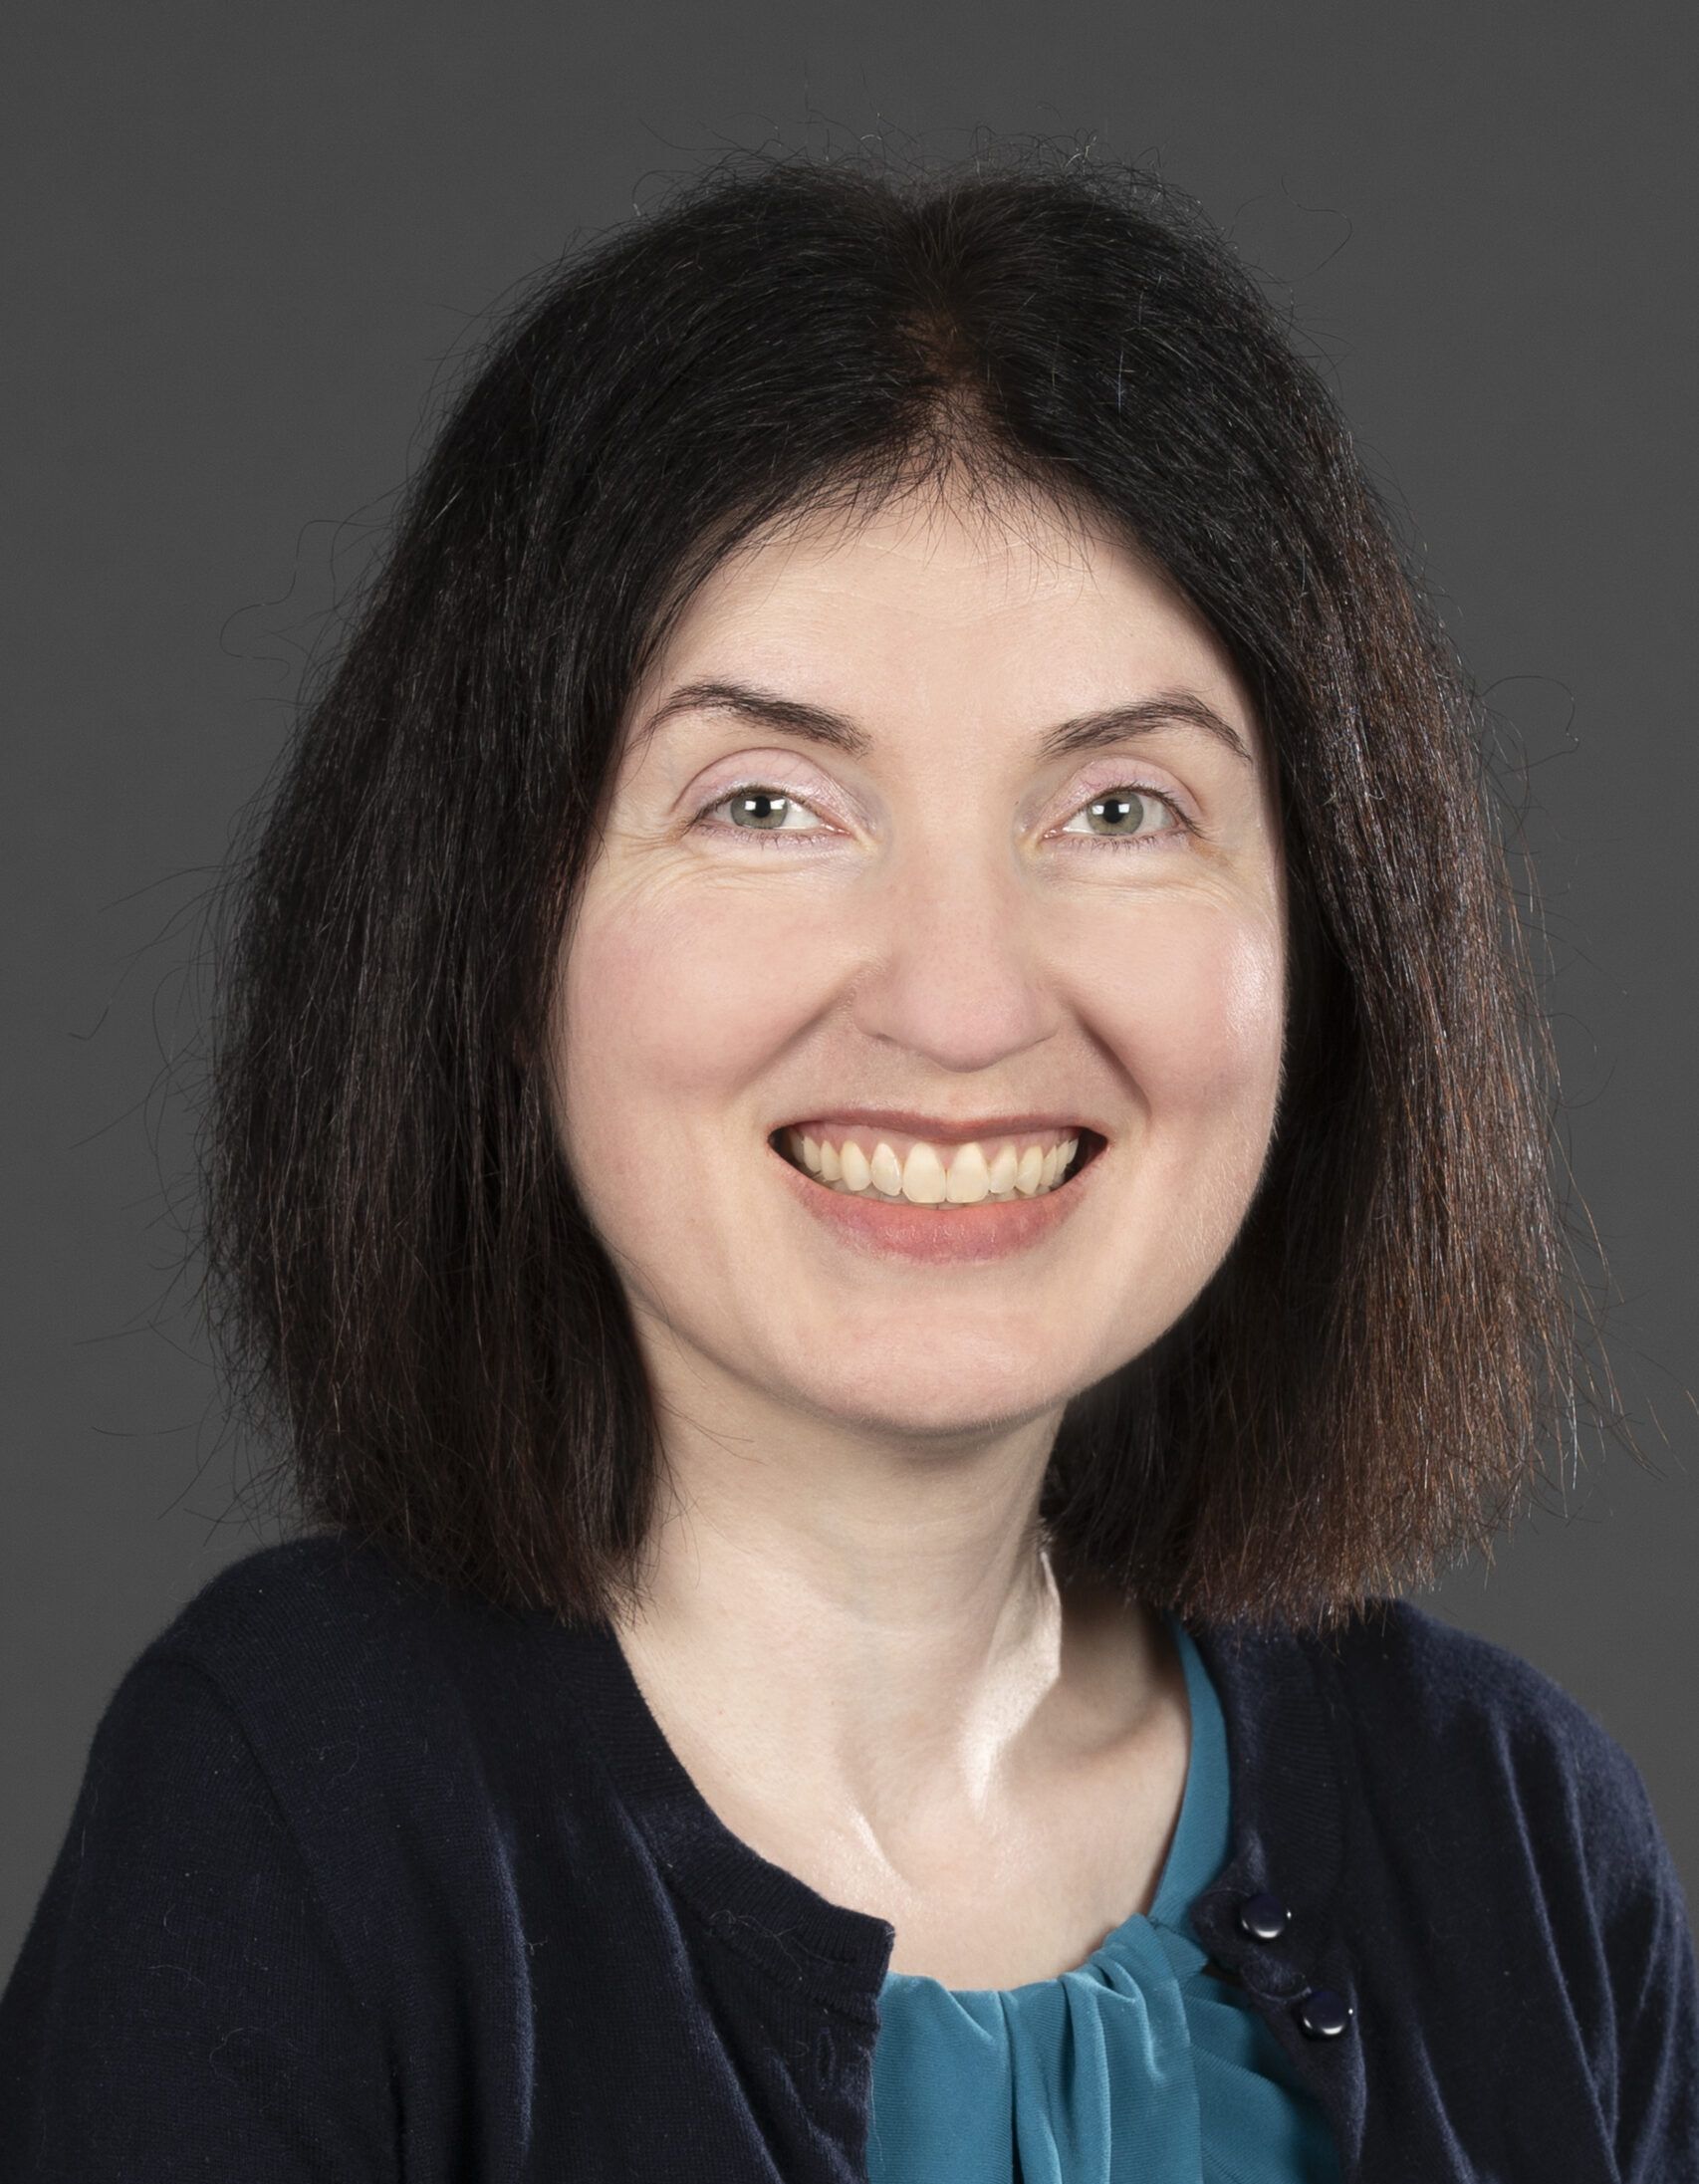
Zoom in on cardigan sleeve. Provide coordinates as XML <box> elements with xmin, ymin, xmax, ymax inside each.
<box><xmin>1604</xmin><ymin>1746</ymin><xmax>1699</xmax><ymax>2183</ymax></box>
<box><xmin>0</xmin><ymin>1654</ymin><xmax>394</xmax><ymax>2182</ymax></box>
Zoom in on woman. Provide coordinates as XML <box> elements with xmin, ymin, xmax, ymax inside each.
<box><xmin>1</xmin><ymin>143</ymin><xmax>1693</xmax><ymax>2181</ymax></box>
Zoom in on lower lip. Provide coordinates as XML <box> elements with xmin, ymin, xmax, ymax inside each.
<box><xmin>768</xmin><ymin>1137</ymin><xmax>1100</xmax><ymax>1266</ymax></box>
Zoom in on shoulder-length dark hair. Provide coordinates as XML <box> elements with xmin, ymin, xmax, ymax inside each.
<box><xmin>204</xmin><ymin>140</ymin><xmax>1606</xmax><ymax>1635</ymax></box>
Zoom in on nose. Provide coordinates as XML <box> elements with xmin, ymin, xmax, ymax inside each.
<box><xmin>844</xmin><ymin>833</ymin><xmax>1062</xmax><ymax>1076</ymax></box>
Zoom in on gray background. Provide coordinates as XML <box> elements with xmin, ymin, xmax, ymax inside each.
<box><xmin>5</xmin><ymin>2</ymin><xmax>1695</xmax><ymax>1977</ymax></box>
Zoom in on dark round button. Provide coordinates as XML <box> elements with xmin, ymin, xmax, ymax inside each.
<box><xmin>1296</xmin><ymin>1987</ymin><xmax>1354</xmax><ymax>2040</ymax></box>
<box><xmin>1236</xmin><ymin>1891</ymin><xmax>1291</xmax><ymax>1942</ymax></box>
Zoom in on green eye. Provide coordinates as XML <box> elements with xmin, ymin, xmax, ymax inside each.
<box><xmin>692</xmin><ymin>780</ymin><xmax>1192</xmax><ymax>851</ymax></box>
<box><xmin>1059</xmin><ymin>788</ymin><xmax>1188</xmax><ymax>846</ymax></box>
<box><xmin>724</xmin><ymin>789</ymin><xmax>796</xmax><ymax>831</ymax></box>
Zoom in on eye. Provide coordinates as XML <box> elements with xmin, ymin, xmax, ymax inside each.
<box><xmin>689</xmin><ymin>779</ymin><xmax>1196</xmax><ymax>850</ymax></box>
<box><xmin>1055</xmin><ymin>786</ymin><xmax>1192</xmax><ymax>849</ymax></box>
<box><xmin>693</xmin><ymin>785</ymin><xmax>828</xmax><ymax>843</ymax></box>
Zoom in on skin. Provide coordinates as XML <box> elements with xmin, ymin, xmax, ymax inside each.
<box><xmin>549</xmin><ymin>471</ymin><xmax>1288</xmax><ymax>1985</ymax></box>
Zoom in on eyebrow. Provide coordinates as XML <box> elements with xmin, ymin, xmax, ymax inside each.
<box><xmin>632</xmin><ymin>678</ymin><xmax>1255</xmax><ymax>768</ymax></box>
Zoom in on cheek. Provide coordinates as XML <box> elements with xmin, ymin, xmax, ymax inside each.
<box><xmin>1078</xmin><ymin>910</ymin><xmax>1285</xmax><ymax>1279</ymax></box>
<box><xmin>1100</xmin><ymin>909</ymin><xmax>1286</xmax><ymax>1129</ymax></box>
<box><xmin>554</xmin><ymin>882</ymin><xmax>818</xmax><ymax>1167</ymax></box>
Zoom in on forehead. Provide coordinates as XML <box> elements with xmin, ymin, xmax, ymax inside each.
<box><xmin>631</xmin><ymin>482</ymin><xmax>1260</xmax><ymax>756</ymax></box>
<box><xmin>678</xmin><ymin>486</ymin><xmax>1202</xmax><ymax>640</ymax></box>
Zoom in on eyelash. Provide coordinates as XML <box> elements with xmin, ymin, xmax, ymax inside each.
<box><xmin>690</xmin><ymin>782</ymin><xmax>1197</xmax><ymax>852</ymax></box>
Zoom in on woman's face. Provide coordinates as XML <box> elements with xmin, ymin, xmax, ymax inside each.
<box><xmin>550</xmin><ymin>481</ymin><xmax>1287</xmax><ymax>1446</ymax></box>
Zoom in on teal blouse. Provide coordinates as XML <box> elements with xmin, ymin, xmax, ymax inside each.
<box><xmin>865</xmin><ymin>1612</ymin><xmax>1342</xmax><ymax>2183</ymax></box>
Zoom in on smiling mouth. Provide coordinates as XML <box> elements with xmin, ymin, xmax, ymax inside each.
<box><xmin>768</xmin><ymin>1124</ymin><xmax>1103</xmax><ymax>1207</ymax></box>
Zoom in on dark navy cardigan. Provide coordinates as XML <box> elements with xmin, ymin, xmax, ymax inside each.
<box><xmin>2</xmin><ymin>1533</ymin><xmax>1695</xmax><ymax>2181</ymax></box>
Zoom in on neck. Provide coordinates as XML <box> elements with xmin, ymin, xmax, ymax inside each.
<box><xmin>608</xmin><ymin>1377</ymin><xmax>1161</xmax><ymax>1844</ymax></box>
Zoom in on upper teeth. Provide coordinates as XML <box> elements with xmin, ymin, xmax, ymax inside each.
<box><xmin>784</xmin><ymin>1126</ymin><xmax>1082</xmax><ymax>1205</ymax></box>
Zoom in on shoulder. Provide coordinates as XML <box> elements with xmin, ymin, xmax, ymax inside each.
<box><xmin>126</xmin><ymin>1530</ymin><xmax>528</xmax><ymax>1731</ymax></box>
<box><xmin>0</xmin><ymin>1540</ymin><xmax>461</xmax><ymax>2163</ymax></box>
<box><xmin>71</xmin><ymin>1534</ymin><xmax>596</xmax><ymax>1997</ymax></box>
<box><xmin>101</xmin><ymin>1533</ymin><xmax>554</xmax><ymax>1859</ymax></box>
<box><xmin>1318</xmin><ymin>1596</ymin><xmax>1675</xmax><ymax>1919</ymax></box>
<box><xmin>141</xmin><ymin>1529</ymin><xmax>448</xmax><ymax>1671</ymax></box>
<box><xmin>1317</xmin><ymin>1600</ymin><xmax>1699</xmax><ymax>2167</ymax></box>
<box><xmin>1323</xmin><ymin>1596</ymin><xmax>1643</xmax><ymax>1797</ymax></box>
